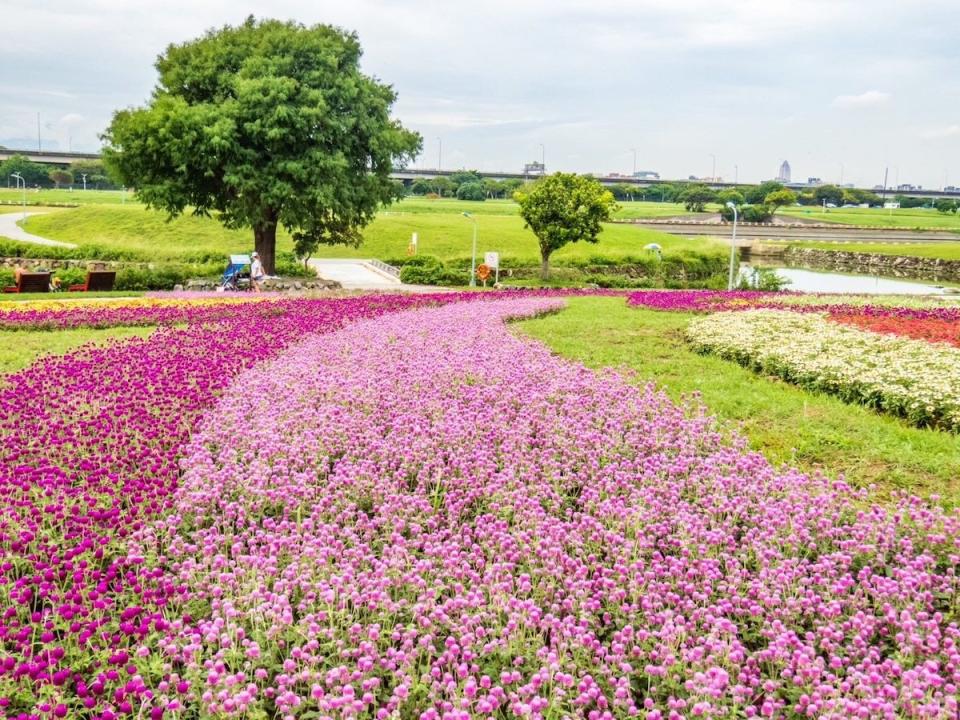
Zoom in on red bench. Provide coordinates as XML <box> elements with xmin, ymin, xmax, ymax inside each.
<box><xmin>3</xmin><ymin>272</ymin><xmax>51</xmax><ymax>293</ymax></box>
<box><xmin>69</xmin><ymin>270</ymin><xmax>116</xmax><ymax>292</ymax></box>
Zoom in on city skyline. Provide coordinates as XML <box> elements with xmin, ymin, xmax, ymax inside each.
<box><xmin>1</xmin><ymin>1</ymin><xmax>958</xmax><ymax>188</ymax></box>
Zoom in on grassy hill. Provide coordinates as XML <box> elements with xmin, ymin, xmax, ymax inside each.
<box><xmin>14</xmin><ymin>200</ymin><xmax>723</xmax><ymax>266</ymax></box>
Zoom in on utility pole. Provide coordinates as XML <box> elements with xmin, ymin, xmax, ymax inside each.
<box><xmin>437</xmin><ymin>137</ymin><xmax>442</xmax><ymax>170</ymax></box>
<box><xmin>631</xmin><ymin>148</ymin><xmax>637</xmax><ymax>176</ymax></box>
<box><xmin>881</xmin><ymin>167</ymin><xmax>889</xmax><ymax>204</ymax></box>
<box><xmin>709</xmin><ymin>153</ymin><xmax>716</xmax><ymax>181</ymax></box>
<box><xmin>540</xmin><ymin>144</ymin><xmax>545</xmax><ymax>170</ymax></box>
<box><xmin>37</xmin><ymin>113</ymin><xmax>42</xmax><ymax>152</ymax></box>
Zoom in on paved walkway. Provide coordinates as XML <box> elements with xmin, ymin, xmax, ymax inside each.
<box><xmin>0</xmin><ymin>212</ymin><xmax>77</xmax><ymax>248</ymax></box>
<box><xmin>308</xmin><ymin>259</ymin><xmax>409</xmax><ymax>290</ymax></box>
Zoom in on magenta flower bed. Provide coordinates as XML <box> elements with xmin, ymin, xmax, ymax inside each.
<box><xmin>3</xmin><ymin>292</ymin><xmax>959</xmax><ymax>718</ymax></box>
<box><xmin>0</xmin><ymin>294</ymin><xmax>476</xmax><ymax>718</ymax></box>
<box><xmin>121</xmin><ymin>299</ymin><xmax>956</xmax><ymax>719</ymax></box>
<box><xmin>627</xmin><ymin>290</ymin><xmax>960</xmax><ymax>321</ymax></box>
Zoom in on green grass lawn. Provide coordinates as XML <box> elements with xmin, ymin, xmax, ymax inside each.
<box><xmin>0</xmin><ymin>326</ymin><xmax>153</xmax><ymax>375</ymax></box>
<box><xmin>18</xmin><ymin>202</ymin><xmax>724</xmax><ymax>266</ymax></box>
<box><xmin>0</xmin><ymin>291</ymin><xmax>145</xmax><ymax>302</ymax></box>
<box><xmin>780</xmin><ymin>205</ymin><xmax>960</xmax><ymax>230</ymax></box>
<box><xmin>0</xmin><ymin>188</ymin><xmax>133</xmax><ymax>206</ymax></box>
<box><xmin>520</xmin><ymin>297</ymin><xmax>960</xmax><ymax>506</ymax></box>
<box><xmin>776</xmin><ymin>240</ymin><xmax>960</xmax><ymax>260</ymax></box>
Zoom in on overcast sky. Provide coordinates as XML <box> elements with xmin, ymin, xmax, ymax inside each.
<box><xmin>1</xmin><ymin>0</ymin><xmax>958</xmax><ymax>188</ymax></box>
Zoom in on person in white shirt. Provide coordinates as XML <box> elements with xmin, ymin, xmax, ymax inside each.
<box><xmin>250</xmin><ymin>251</ymin><xmax>265</xmax><ymax>292</ymax></box>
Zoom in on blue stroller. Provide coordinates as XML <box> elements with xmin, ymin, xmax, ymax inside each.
<box><xmin>219</xmin><ymin>254</ymin><xmax>251</xmax><ymax>291</ymax></box>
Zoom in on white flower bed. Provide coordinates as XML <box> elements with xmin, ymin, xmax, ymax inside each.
<box><xmin>687</xmin><ymin>309</ymin><xmax>960</xmax><ymax>430</ymax></box>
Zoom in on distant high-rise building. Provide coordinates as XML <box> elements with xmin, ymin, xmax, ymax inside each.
<box><xmin>777</xmin><ymin>160</ymin><xmax>791</xmax><ymax>183</ymax></box>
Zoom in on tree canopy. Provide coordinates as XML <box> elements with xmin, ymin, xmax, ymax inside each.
<box><xmin>680</xmin><ymin>184</ymin><xmax>716</xmax><ymax>212</ymax></box>
<box><xmin>514</xmin><ymin>173</ymin><xmax>617</xmax><ymax>279</ymax></box>
<box><xmin>1</xmin><ymin>155</ymin><xmax>50</xmax><ymax>187</ymax></box>
<box><xmin>102</xmin><ymin>16</ymin><xmax>420</xmax><ymax>272</ymax></box>
<box><xmin>764</xmin><ymin>188</ymin><xmax>797</xmax><ymax>214</ymax></box>
<box><xmin>744</xmin><ymin>181</ymin><xmax>784</xmax><ymax>205</ymax></box>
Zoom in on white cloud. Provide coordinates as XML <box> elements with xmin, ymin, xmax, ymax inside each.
<box><xmin>921</xmin><ymin>124</ymin><xmax>960</xmax><ymax>139</ymax></box>
<box><xmin>59</xmin><ymin>113</ymin><xmax>85</xmax><ymax>126</ymax></box>
<box><xmin>831</xmin><ymin>90</ymin><xmax>891</xmax><ymax>109</ymax></box>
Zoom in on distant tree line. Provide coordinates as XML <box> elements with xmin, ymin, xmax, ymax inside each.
<box><xmin>408</xmin><ymin>171</ymin><xmax>525</xmax><ymax>200</ymax></box>
<box><xmin>1</xmin><ymin>154</ymin><xmax>120</xmax><ymax>190</ymax></box>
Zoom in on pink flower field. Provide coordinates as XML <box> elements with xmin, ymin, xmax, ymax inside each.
<box><xmin>1</xmin><ymin>293</ymin><xmax>959</xmax><ymax>719</ymax></box>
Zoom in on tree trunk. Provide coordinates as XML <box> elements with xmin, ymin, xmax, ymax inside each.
<box><xmin>540</xmin><ymin>250</ymin><xmax>551</xmax><ymax>281</ymax></box>
<box><xmin>253</xmin><ymin>219</ymin><xmax>278</xmax><ymax>275</ymax></box>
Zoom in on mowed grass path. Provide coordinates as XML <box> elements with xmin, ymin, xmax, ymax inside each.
<box><xmin>520</xmin><ymin>297</ymin><xmax>960</xmax><ymax>506</ymax></box>
<box><xmin>0</xmin><ymin>188</ymin><xmax>134</xmax><ymax>206</ymax></box>
<box><xmin>20</xmin><ymin>201</ymin><xmax>724</xmax><ymax>264</ymax></box>
<box><xmin>778</xmin><ymin>240</ymin><xmax>960</xmax><ymax>261</ymax></box>
<box><xmin>781</xmin><ymin>205</ymin><xmax>960</xmax><ymax>230</ymax></box>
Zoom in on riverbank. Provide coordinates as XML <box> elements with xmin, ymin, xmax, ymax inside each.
<box><xmin>746</xmin><ymin>245</ymin><xmax>960</xmax><ymax>282</ymax></box>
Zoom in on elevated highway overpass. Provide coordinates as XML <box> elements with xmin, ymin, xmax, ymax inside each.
<box><xmin>4</xmin><ymin>149</ymin><xmax>958</xmax><ymax>201</ymax></box>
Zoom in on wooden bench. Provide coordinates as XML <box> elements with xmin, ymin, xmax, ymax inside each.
<box><xmin>69</xmin><ymin>270</ymin><xmax>116</xmax><ymax>292</ymax></box>
<box><xmin>3</xmin><ymin>272</ymin><xmax>51</xmax><ymax>293</ymax></box>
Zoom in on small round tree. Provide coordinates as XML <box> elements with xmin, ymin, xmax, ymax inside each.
<box><xmin>456</xmin><ymin>181</ymin><xmax>486</xmax><ymax>201</ymax></box>
<box><xmin>764</xmin><ymin>188</ymin><xmax>797</xmax><ymax>216</ymax></box>
<box><xmin>102</xmin><ymin>17</ymin><xmax>420</xmax><ymax>273</ymax></box>
<box><xmin>514</xmin><ymin>173</ymin><xmax>618</xmax><ymax>280</ymax></box>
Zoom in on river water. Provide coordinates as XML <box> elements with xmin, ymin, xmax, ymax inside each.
<box><xmin>741</xmin><ymin>265</ymin><xmax>960</xmax><ymax>296</ymax></box>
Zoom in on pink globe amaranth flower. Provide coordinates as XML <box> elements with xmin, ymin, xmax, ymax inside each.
<box><xmin>107</xmin><ymin>297</ymin><xmax>960</xmax><ymax>718</ymax></box>
<box><xmin>0</xmin><ymin>290</ymin><xmax>617</xmax><ymax>716</ymax></box>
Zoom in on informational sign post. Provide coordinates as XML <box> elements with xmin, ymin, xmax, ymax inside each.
<box><xmin>484</xmin><ymin>252</ymin><xmax>500</xmax><ymax>284</ymax></box>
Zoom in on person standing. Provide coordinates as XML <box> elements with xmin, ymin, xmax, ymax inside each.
<box><xmin>250</xmin><ymin>251</ymin><xmax>266</xmax><ymax>292</ymax></box>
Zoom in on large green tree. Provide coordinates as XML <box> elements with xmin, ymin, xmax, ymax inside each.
<box><xmin>514</xmin><ymin>173</ymin><xmax>618</xmax><ymax>280</ymax></box>
<box><xmin>102</xmin><ymin>17</ymin><xmax>420</xmax><ymax>272</ymax></box>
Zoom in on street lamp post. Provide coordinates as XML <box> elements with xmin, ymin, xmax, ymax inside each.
<box><xmin>11</xmin><ymin>173</ymin><xmax>26</xmax><ymax>220</ymax></box>
<box><xmin>437</xmin><ymin>137</ymin><xmax>442</xmax><ymax>170</ymax></box>
<box><xmin>631</xmin><ymin>148</ymin><xmax>637</xmax><ymax>176</ymax></box>
<box><xmin>81</xmin><ymin>173</ymin><xmax>87</xmax><ymax>191</ymax></box>
<box><xmin>709</xmin><ymin>154</ymin><xmax>717</xmax><ymax>182</ymax></box>
<box><xmin>726</xmin><ymin>201</ymin><xmax>738</xmax><ymax>290</ymax></box>
<box><xmin>539</xmin><ymin>144</ymin><xmax>545</xmax><ymax>170</ymax></box>
<box><xmin>462</xmin><ymin>212</ymin><xmax>478</xmax><ymax>287</ymax></box>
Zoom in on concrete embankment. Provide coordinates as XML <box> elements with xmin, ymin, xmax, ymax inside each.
<box><xmin>745</xmin><ymin>246</ymin><xmax>960</xmax><ymax>282</ymax></box>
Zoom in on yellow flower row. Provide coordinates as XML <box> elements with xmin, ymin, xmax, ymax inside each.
<box><xmin>0</xmin><ymin>295</ymin><xmax>277</xmax><ymax>314</ymax></box>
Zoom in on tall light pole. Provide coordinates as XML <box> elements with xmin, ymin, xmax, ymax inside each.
<box><xmin>631</xmin><ymin>148</ymin><xmax>637</xmax><ymax>176</ymax></box>
<box><xmin>81</xmin><ymin>173</ymin><xmax>87</xmax><ymax>191</ymax></box>
<box><xmin>726</xmin><ymin>201</ymin><xmax>738</xmax><ymax>290</ymax></box>
<box><xmin>734</xmin><ymin>164</ymin><xmax>739</xmax><ymax>184</ymax></box>
<box><xmin>437</xmin><ymin>137</ymin><xmax>442</xmax><ymax>170</ymax></box>
<box><xmin>539</xmin><ymin>143</ymin><xmax>545</xmax><ymax>170</ymax></box>
<box><xmin>11</xmin><ymin>173</ymin><xmax>26</xmax><ymax>220</ymax></box>
<box><xmin>709</xmin><ymin>154</ymin><xmax>716</xmax><ymax>181</ymax></box>
<box><xmin>462</xmin><ymin>211</ymin><xmax>478</xmax><ymax>287</ymax></box>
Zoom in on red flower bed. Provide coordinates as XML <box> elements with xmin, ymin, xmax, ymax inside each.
<box><xmin>831</xmin><ymin>313</ymin><xmax>960</xmax><ymax>347</ymax></box>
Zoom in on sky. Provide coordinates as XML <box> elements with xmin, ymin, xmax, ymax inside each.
<box><xmin>1</xmin><ymin>0</ymin><xmax>958</xmax><ymax>188</ymax></box>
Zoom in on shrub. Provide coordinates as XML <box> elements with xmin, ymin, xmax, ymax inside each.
<box><xmin>455</xmin><ymin>182</ymin><xmax>486</xmax><ymax>201</ymax></box>
<box><xmin>399</xmin><ymin>255</ymin><xmax>464</xmax><ymax>285</ymax></box>
<box><xmin>115</xmin><ymin>266</ymin><xmax>193</xmax><ymax>291</ymax></box>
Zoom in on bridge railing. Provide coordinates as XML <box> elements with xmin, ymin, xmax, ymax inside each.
<box><xmin>367</xmin><ymin>259</ymin><xmax>401</xmax><ymax>278</ymax></box>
